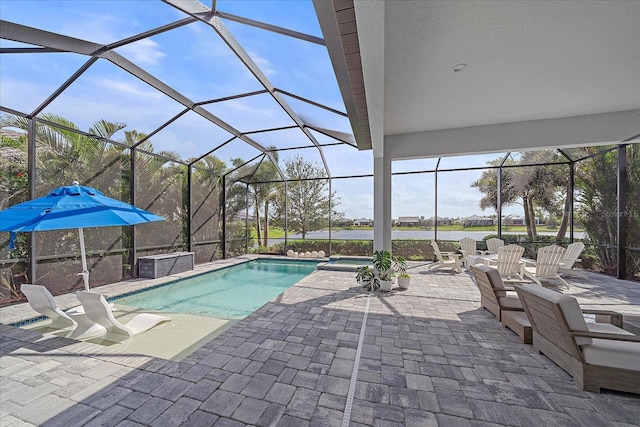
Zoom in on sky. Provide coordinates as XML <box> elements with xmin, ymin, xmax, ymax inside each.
<box><xmin>0</xmin><ymin>0</ymin><xmax>522</xmax><ymax>220</ymax></box>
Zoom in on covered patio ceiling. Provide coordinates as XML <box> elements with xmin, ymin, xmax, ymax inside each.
<box><xmin>315</xmin><ymin>0</ymin><xmax>640</xmax><ymax>158</ymax></box>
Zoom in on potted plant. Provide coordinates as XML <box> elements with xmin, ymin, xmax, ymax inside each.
<box><xmin>372</xmin><ymin>250</ymin><xmax>406</xmax><ymax>292</ymax></box>
<box><xmin>355</xmin><ymin>265</ymin><xmax>374</xmax><ymax>290</ymax></box>
<box><xmin>394</xmin><ymin>255</ymin><xmax>410</xmax><ymax>289</ymax></box>
<box><xmin>397</xmin><ymin>272</ymin><xmax>410</xmax><ymax>289</ymax></box>
<box><xmin>372</xmin><ymin>250</ymin><xmax>392</xmax><ymax>291</ymax></box>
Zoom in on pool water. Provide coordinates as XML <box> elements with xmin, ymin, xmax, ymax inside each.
<box><xmin>116</xmin><ymin>259</ymin><xmax>316</xmax><ymax>319</ymax></box>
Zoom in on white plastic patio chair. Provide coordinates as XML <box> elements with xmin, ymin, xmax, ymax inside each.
<box><xmin>21</xmin><ymin>284</ymin><xmax>107</xmax><ymax>339</ymax></box>
<box><xmin>487</xmin><ymin>244</ymin><xmax>526</xmax><ymax>282</ymax></box>
<box><xmin>429</xmin><ymin>241</ymin><xmax>462</xmax><ymax>273</ymax></box>
<box><xmin>459</xmin><ymin>237</ymin><xmax>482</xmax><ymax>267</ymax></box>
<box><xmin>77</xmin><ymin>291</ymin><xmax>170</xmax><ymax>340</ymax></box>
<box><xmin>485</xmin><ymin>238</ymin><xmax>505</xmax><ymax>254</ymax></box>
<box><xmin>523</xmin><ymin>244</ymin><xmax>568</xmax><ymax>288</ymax></box>
<box><xmin>559</xmin><ymin>242</ymin><xmax>588</xmax><ymax>279</ymax></box>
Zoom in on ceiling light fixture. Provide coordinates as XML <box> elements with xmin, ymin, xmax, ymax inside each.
<box><xmin>452</xmin><ymin>63</ymin><xmax>467</xmax><ymax>72</ymax></box>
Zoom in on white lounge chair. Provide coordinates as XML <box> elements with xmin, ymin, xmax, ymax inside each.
<box><xmin>77</xmin><ymin>291</ymin><xmax>171</xmax><ymax>340</ymax></box>
<box><xmin>559</xmin><ymin>242</ymin><xmax>588</xmax><ymax>279</ymax></box>
<box><xmin>487</xmin><ymin>244</ymin><xmax>526</xmax><ymax>282</ymax></box>
<box><xmin>21</xmin><ymin>284</ymin><xmax>107</xmax><ymax>339</ymax></box>
<box><xmin>485</xmin><ymin>238</ymin><xmax>504</xmax><ymax>254</ymax></box>
<box><xmin>429</xmin><ymin>241</ymin><xmax>462</xmax><ymax>273</ymax></box>
<box><xmin>523</xmin><ymin>244</ymin><xmax>568</xmax><ymax>288</ymax></box>
<box><xmin>21</xmin><ymin>284</ymin><xmax>75</xmax><ymax>329</ymax></box>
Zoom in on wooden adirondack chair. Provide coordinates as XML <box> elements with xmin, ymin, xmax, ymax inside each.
<box><xmin>485</xmin><ymin>238</ymin><xmax>504</xmax><ymax>254</ymax></box>
<box><xmin>559</xmin><ymin>242</ymin><xmax>588</xmax><ymax>279</ymax></box>
<box><xmin>523</xmin><ymin>244</ymin><xmax>568</xmax><ymax>288</ymax></box>
<box><xmin>487</xmin><ymin>244</ymin><xmax>526</xmax><ymax>282</ymax></box>
<box><xmin>429</xmin><ymin>241</ymin><xmax>462</xmax><ymax>273</ymax></box>
<box><xmin>459</xmin><ymin>237</ymin><xmax>482</xmax><ymax>267</ymax></box>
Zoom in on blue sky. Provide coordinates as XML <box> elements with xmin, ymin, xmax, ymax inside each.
<box><xmin>0</xmin><ymin>0</ymin><xmax>520</xmax><ymax>220</ymax></box>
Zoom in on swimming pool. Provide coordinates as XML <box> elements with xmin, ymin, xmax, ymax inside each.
<box><xmin>115</xmin><ymin>258</ymin><xmax>316</xmax><ymax>319</ymax></box>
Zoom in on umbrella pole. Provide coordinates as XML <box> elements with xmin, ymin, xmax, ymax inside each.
<box><xmin>78</xmin><ymin>228</ymin><xmax>90</xmax><ymax>292</ymax></box>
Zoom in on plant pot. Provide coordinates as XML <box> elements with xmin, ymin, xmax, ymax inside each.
<box><xmin>397</xmin><ymin>276</ymin><xmax>410</xmax><ymax>289</ymax></box>
<box><xmin>379</xmin><ymin>279</ymin><xmax>393</xmax><ymax>292</ymax></box>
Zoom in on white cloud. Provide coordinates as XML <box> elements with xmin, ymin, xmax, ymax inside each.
<box><xmin>117</xmin><ymin>39</ymin><xmax>166</xmax><ymax>66</ymax></box>
<box><xmin>90</xmin><ymin>77</ymin><xmax>165</xmax><ymax>100</ymax></box>
<box><xmin>249</xmin><ymin>51</ymin><xmax>276</xmax><ymax>77</ymax></box>
<box><xmin>392</xmin><ymin>185</ymin><xmax>433</xmax><ymax>218</ymax></box>
<box><xmin>336</xmin><ymin>191</ymin><xmax>374</xmax><ymax>220</ymax></box>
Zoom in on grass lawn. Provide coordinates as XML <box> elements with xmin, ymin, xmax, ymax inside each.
<box><xmin>252</xmin><ymin>227</ymin><xmax>286</xmax><ymax>239</ymax></box>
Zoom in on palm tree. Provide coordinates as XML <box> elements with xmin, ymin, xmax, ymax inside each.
<box><xmin>246</xmin><ymin>148</ymin><xmax>280</xmax><ymax>247</ymax></box>
<box><xmin>1</xmin><ymin>113</ymin><xmax>127</xmax><ymax>194</ymax></box>
<box><xmin>0</xmin><ymin>130</ymin><xmax>28</xmax><ymax>209</ymax></box>
<box><xmin>472</xmin><ymin>151</ymin><xmax>570</xmax><ymax>238</ymax></box>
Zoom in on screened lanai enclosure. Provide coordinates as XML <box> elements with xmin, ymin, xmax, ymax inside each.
<box><xmin>1</xmin><ymin>1</ymin><xmax>639</xmax><ymax>305</ymax></box>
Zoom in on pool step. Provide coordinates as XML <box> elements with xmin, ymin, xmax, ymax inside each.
<box><xmin>317</xmin><ymin>262</ymin><xmax>360</xmax><ymax>272</ymax></box>
<box><xmin>623</xmin><ymin>315</ymin><xmax>640</xmax><ymax>335</ymax></box>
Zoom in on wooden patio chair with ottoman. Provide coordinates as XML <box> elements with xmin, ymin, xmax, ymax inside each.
<box><xmin>428</xmin><ymin>240</ymin><xmax>462</xmax><ymax>273</ymax></box>
<box><xmin>516</xmin><ymin>285</ymin><xmax>640</xmax><ymax>394</ymax></box>
<box><xmin>469</xmin><ymin>264</ymin><xmax>532</xmax><ymax>343</ymax></box>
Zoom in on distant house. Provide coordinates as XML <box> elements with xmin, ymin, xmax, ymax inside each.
<box><xmin>353</xmin><ymin>218</ymin><xmax>373</xmax><ymax>226</ymax></box>
<box><xmin>429</xmin><ymin>216</ymin><xmax>453</xmax><ymax>226</ymax></box>
<box><xmin>463</xmin><ymin>215</ymin><xmax>494</xmax><ymax>227</ymax></box>
<box><xmin>396</xmin><ymin>216</ymin><xmax>421</xmax><ymax>227</ymax></box>
<box><xmin>504</xmin><ymin>215</ymin><xmax>525</xmax><ymax>226</ymax></box>
<box><xmin>504</xmin><ymin>215</ymin><xmax>541</xmax><ymax>226</ymax></box>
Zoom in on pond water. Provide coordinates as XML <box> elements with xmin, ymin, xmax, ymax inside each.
<box><xmin>270</xmin><ymin>229</ymin><xmax>584</xmax><ymax>244</ymax></box>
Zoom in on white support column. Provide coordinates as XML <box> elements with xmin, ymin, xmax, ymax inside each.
<box><xmin>373</xmin><ymin>155</ymin><xmax>392</xmax><ymax>251</ymax></box>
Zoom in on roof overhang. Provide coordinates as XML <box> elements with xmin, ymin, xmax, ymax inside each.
<box><xmin>318</xmin><ymin>0</ymin><xmax>640</xmax><ymax>157</ymax></box>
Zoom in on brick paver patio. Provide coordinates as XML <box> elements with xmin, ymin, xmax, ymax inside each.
<box><xmin>1</xmin><ymin>258</ymin><xmax>639</xmax><ymax>426</ymax></box>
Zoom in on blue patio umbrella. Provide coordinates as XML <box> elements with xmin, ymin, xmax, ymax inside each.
<box><xmin>0</xmin><ymin>182</ymin><xmax>165</xmax><ymax>291</ymax></box>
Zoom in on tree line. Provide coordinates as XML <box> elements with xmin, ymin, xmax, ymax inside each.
<box><xmin>471</xmin><ymin>147</ymin><xmax>639</xmax><ymax>276</ymax></box>
<box><xmin>0</xmin><ymin>114</ymin><xmax>342</xmax><ymax>259</ymax></box>
<box><xmin>1</xmin><ymin>114</ymin><xmax>637</xmax><ymax>278</ymax></box>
